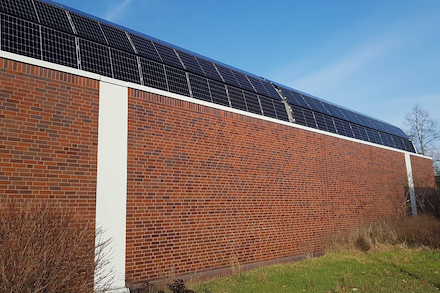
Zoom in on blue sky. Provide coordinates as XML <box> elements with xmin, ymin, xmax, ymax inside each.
<box><xmin>54</xmin><ymin>0</ymin><xmax>440</xmax><ymax>131</ymax></box>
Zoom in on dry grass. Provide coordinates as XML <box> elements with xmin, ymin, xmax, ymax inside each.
<box><xmin>328</xmin><ymin>215</ymin><xmax>440</xmax><ymax>252</ymax></box>
<box><xmin>0</xmin><ymin>199</ymin><xmax>113</xmax><ymax>293</ymax></box>
<box><xmin>228</xmin><ymin>254</ymin><xmax>243</xmax><ymax>276</ymax></box>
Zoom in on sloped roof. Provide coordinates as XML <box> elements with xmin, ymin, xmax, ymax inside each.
<box><xmin>0</xmin><ymin>0</ymin><xmax>415</xmax><ymax>152</ymax></box>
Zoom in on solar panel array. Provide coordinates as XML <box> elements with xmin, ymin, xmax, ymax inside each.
<box><xmin>0</xmin><ymin>0</ymin><xmax>415</xmax><ymax>153</ymax></box>
<box><xmin>278</xmin><ymin>87</ymin><xmax>414</xmax><ymax>151</ymax></box>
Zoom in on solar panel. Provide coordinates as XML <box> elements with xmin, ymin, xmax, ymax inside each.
<box><xmin>341</xmin><ymin>109</ymin><xmax>357</xmax><ymax>124</ymax></box>
<box><xmin>281</xmin><ymin>88</ymin><xmax>300</xmax><ymax>106</ymax></box>
<box><xmin>313</xmin><ymin>112</ymin><xmax>327</xmax><ymax>132</ymax></box>
<box><xmin>380</xmin><ymin>133</ymin><xmax>394</xmax><ymax>148</ymax></box>
<box><xmin>380</xmin><ymin>123</ymin><xmax>392</xmax><ymax>134</ymax></box>
<box><xmin>79</xmin><ymin>39</ymin><xmax>112</xmax><ymax>77</ymax></box>
<box><xmin>215</xmin><ymin>64</ymin><xmax>241</xmax><ymax>87</ymax></box>
<box><xmin>41</xmin><ymin>26</ymin><xmax>77</xmax><ymax>68</ymax></box>
<box><xmin>363</xmin><ymin>117</ymin><xmax>377</xmax><ymax>130</ymax></box>
<box><xmin>324</xmin><ymin>103</ymin><xmax>340</xmax><ymax>118</ymax></box>
<box><xmin>246</xmin><ymin>75</ymin><xmax>268</xmax><ymax>96</ymax></box>
<box><xmin>393</xmin><ymin>125</ymin><xmax>407</xmax><ymax>138</ymax></box>
<box><xmin>333</xmin><ymin>119</ymin><xmax>346</xmax><ymax>136</ymax></box>
<box><xmin>388</xmin><ymin>128</ymin><xmax>397</xmax><ymax>138</ymax></box>
<box><xmin>34</xmin><ymin>0</ymin><xmax>73</xmax><ymax>34</ymax></box>
<box><xmin>101</xmin><ymin>23</ymin><xmax>134</xmax><ymax>53</ymax></box>
<box><xmin>386</xmin><ymin>125</ymin><xmax>398</xmax><ymax>137</ymax></box>
<box><xmin>345</xmin><ymin>122</ymin><xmax>356</xmax><ymax>139</ymax></box>
<box><xmin>140</xmin><ymin>58</ymin><xmax>168</xmax><ymax>91</ymax></box>
<box><xmin>365</xmin><ymin>128</ymin><xmax>379</xmax><ymax>144</ymax></box>
<box><xmin>312</xmin><ymin>99</ymin><xmax>331</xmax><ymax>116</ymax></box>
<box><xmin>196</xmin><ymin>58</ymin><xmax>222</xmax><ymax>81</ymax></box>
<box><xmin>369</xmin><ymin>119</ymin><xmax>382</xmax><ymax>132</ymax></box>
<box><xmin>394</xmin><ymin>127</ymin><xmax>408</xmax><ymax>139</ymax></box>
<box><xmin>337</xmin><ymin>108</ymin><xmax>351</xmax><ymax>122</ymax></box>
<box><xmin>380</xmin><ymin>123</ymin><xmax>393</xmax><ymax>136</ymax></box>
<box><xmin>307</xmin><ymin>98</ymin><xmax>323</xmax><ymax>113</ymax></box>
<box><xmin>403</xmin><ymin>139</ymin><xmax>415</xmax><ymax>152</ymax></box>
<box><xmin>259</xmin><ymin>96</ymin><xmax>277</xmax><ymax>119</ymax></box>
<box><xmin>244</xmin><ymin>92</ymin><xmax>262</xmax><ymax>115</ymax></box>
<box><xmin>392</xmin><ymin>136</ymin><xmax>406</xmax><ymax>151</ymax></box>
<box><xmin>349</xmin><ymin>112</ymin><xmax>363</xmax><ymax>125</ymax></box>
<box><xmin>275</xmin><ymin>88</ymin><xmax>409</xmax><ymax>145</ymax></box>
<box><xmin>292</xmin><ymin>91</ymin><xmax>309</xmax><ymax>109</ymax></box>
<box><xmin>273</xmin><ymin>100</ymin><xmax>289</xmax><ymax>122</ymax></box>
<box><xmin>291</xmin><ymin>106</ymin><xmax>306</xmax><ymax>126</ymax></box>
<box><xmin>362</xmin><ymin>116</ymin><xmax>376</xmax><ymax>130</ymax></box>
<box><xmin>0</xmin><ymin>0</ymin><xmax>411</xmax><ymax>149</ymax></box>
<box><xmin>357</xmin><ymin>126</ymin><xmax>369</xmax><ymax>142</ymax></box>
<box><xmin>350</xmin><ymin>123</ymin><xmax>361</xmax><ymax>140</ymax></box>
<box><xmin>302</xmin><ymin>108</ymin><xmax>317</xmax><ymax>129</ymax></box>
<box><xmin>188</xmin><ymin>73</ymin><xmax>212</xmax><ymax>102</ymax></box>
<box><xmin>360</xmin><ymin>115</ymin><xmax>375</xmax><ymax>130</ymax></box>
<box><xmin>323</xmin><ymin>115</ymin><xmax>337</xmax><ymax>134</ymax></box>
<box><xmin>369</xmin><ymin>119</ymin><xmax>384</xmax><ymax>133</ymax></box>
<box><xmin>1</xmin><ymin>14</ymin><xmax>41</xmax><ymax>60</ymax></box>
<box><xmin>154</xmin><ymin>42</ymin><xmax>184</xmax><ymax>69</ymax></box>
<box><xmin>128</xmin><ymin>33</ymin><xmax>162</xmax><ymax>62</ymax></box>
<box><xmin>382</xmin><ymin>133</ymin><xmax>397</xmax><ymax>148</ymax></box>
<box><xmin>375</xmin><ymin>130</ymin><xmax>384</xmax><ymax>144</ymax></box>
<box><xmin>301</xmin><ymin>95</ymin><xmax>319</xmax><ymax>112</ymax></box>
<box><xmin>111</xmin><ymin>49</ymin><xmax>140</xmax><ymax>84</ymax></box>
<box><xmin>379</xmin><ymin>122</ymin><xmax>389</xmax><ymax>134</ymax></box>
<box><xmin>227</xmin><ymin>86</ymin><xmax>247</xmax><ymax>112</ymax></box>
<box><xmin>261</xmin><ymin>80</ymin><xmax>281</xmax><ymax>100</ymax></box>
<box><xmin>208</xmin><ymin>80</ymin><xmax>229</xmax><ymax>107</ymax></box>
<box><xmin>0</xmin><ymin>0</ymin><xmax>38</xmax><ymax>22</ymax></box>
<box><xmin>234</xmin><ymin>72</ymin><xmax>257</xmax><ymax>93</ymax></box>
<box><xmin>176</xmin><ymin>50</ymin><xmax>204</xmax><ymax>75</ymax></box>
<box><xmin>165</xmin><ymin>66</ymin><xmax>190</xmax><ymax>96</ymax></box>
<box><xmin>342</xmin><ymin>121</ymin><xmax>354</xmax><ymax>138</ymax></box>
<box><xmin>70</xmin><ymin>12</ymin><xmax>107</xmax><ymax>44</ymax></box>
<box><xmin>337</xmin><ymin>107</ymin><xmax>351</xmax><ymax>121</ymax></box>
<box><xmin>390</xmin><ymin>126</ymin><xmax>401</xmax><ymax>138</ymax></box>
<box><xmin>346</xmin><ymin>123</ymin><xmax>358</xmax><ymax>139</ymax></box>
<box><xmin>310</xmin><ymin>97</ymin><xmax>327</xmax><ymax>114</ymax></box>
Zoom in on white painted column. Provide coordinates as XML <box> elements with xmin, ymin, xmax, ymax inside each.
<box><xmin>95</xmin><ymin>80</ymin><xmax>129</xmax><ymax>293</ymax></box>
<box><xmin>405</xmin><ymin>153</ymin><xmax>418</xmax><ymax>217</ymax></box>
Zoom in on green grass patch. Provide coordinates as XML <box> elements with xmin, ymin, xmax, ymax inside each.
<box><xmin>192</xmin><ymin>248</ymin><xmax>440</xmax><ymax>293</ymax></box>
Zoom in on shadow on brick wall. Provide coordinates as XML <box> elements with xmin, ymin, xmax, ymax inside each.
<box><xmin>404</xmin><ymin>186</ymin><xmax>438</xmax><ymax>217</ymax></box>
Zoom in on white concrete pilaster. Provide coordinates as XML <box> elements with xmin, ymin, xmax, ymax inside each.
<box><xmin>96</xmin><ymin>80</ymin><xmax>129</xmax><ymax>292</ymax></box>
<box><xmin>405</xmin><ymin>153</ymin><xmax>418</xmax><ymax>217</ymax></box>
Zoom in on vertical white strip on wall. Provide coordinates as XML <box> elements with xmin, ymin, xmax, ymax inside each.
<box><xmin>96</xmin><ymin>81</ymin><xmax>129</xmax><ymax>293</ymax></box>
<box><xmin>405</xmin><ymin>153</ymin><xmax>418</xmax><ymax>217</ymax></box>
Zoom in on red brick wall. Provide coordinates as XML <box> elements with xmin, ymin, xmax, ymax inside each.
<box><xmin>1</xmin><ymin>58</ymin><xmax>435</xmax><ymax>283</ymax></box>
<box><xmin>126</xmin><ymin>89</ymin><xmax>424</xmax><ymax>281</ymax></box>
<box><xmin>0</xmin><ymin>58</ymin><xmax>99</xmax><ymax>216</ymax></box>
<box><xmin>410</xmin><ymin>154</ymin><xmax>437</xmax><ymax>214</ymax></box>
<box><xmin>411</xmin><ymin>155</ymin><xmax>435</xmax><ymax>188</ymax></box>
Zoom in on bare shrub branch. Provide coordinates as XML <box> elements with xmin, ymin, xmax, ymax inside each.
<box><xmin>0</xmin><ymin>199</ymin><xmax>114</xmax><ymax>293</ymax></box>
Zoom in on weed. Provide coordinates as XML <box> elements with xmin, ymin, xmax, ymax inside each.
<box><xmin>228</xmin><ymin>254</ymin><xmax>243</xmax><ymax>276</ymax></box>
<box><xmin>329</xmin><ymin>215</ymin><xmax>440</xmax><ymax>252</ymax></box>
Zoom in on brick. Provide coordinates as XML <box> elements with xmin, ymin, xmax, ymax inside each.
<box><xmin>125</xmin><ymin>88</ymin><xmax>435</xmax><ymax>281</ymax></box>
<box><xmin>0</xmin><ymin>58</ymin><xmax>98</xmax><ymax>218</ymax></box>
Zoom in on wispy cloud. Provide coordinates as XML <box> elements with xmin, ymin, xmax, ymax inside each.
<box><xmin>291</xmin><ymin>38</ymin><xmax>397</xmax><ymax>96</ymax></box>
<box><xmin>105</xmin><ymin>0</ymin><xmax>134</xmax><ymax>22</ymax></box>
<box><xmin>385</xmin><ymin>93</ymin><xmax>440</xmax><ymax>127</ymax></box>
<box><xmin>273</xmin><ymin>9</ymin><xmax>440</xmax><ymax>125</ymax></box>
